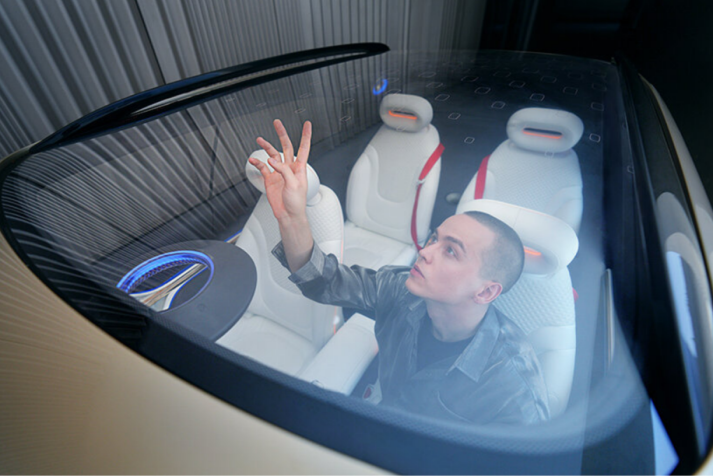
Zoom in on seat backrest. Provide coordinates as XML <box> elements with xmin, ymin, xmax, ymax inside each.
<box><xmin>457</xmin><ymin>199</ymin><xmax>578</xmax><ymax>418</ymax></box>
<box><xmin>458</xmin><ymin>107</ymin><xmax>584</xmax><ymax>233</ymax></box>
<box><xmin>239</xmin><ymin>150</ymin><xmax>344</xmax><ymax>349</ymax></box>
<box><xmin>346</xmin><ymin>93</ymin><xmax>441</xmax><ymax>245</ymax></box>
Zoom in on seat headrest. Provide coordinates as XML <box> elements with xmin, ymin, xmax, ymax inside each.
<box><xmin>246</xmin><ymin>149</ymin><xmax>321</xmax><ymax>203</ymax></box>
<box><xmin>379</xmin><ymin>94</ymin><xmax>433</xmax><ymax>132</ymax></box>
<box><xmin>456</xmin><ymin>199</ymin><xmax>578</xmax><ymax>276</ymax></box>
<box><xmin>507</xmin><ymin>108</ymin><xmax>584</xmax><ymax>153</ymax></box>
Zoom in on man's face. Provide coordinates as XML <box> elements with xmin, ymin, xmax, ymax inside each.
<box><xmin>405</xmin><ymin>214</ymin><xmax>499</xmax><ymax>305</ymax></box>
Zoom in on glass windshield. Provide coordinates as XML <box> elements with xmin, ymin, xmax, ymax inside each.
<box><xmin>0</xmin><ymin>49</ymin><xmax>682</xmax><ymax>474</ymax></box>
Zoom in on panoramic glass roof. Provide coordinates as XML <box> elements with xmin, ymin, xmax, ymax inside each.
<box><xmin>0</xmin><ymin>47</ymin><xmax>690</xmax><ymax>474</ymax></box>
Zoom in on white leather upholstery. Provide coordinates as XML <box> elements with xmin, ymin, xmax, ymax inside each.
<box><xmin>459</xmin><ymin>199</ymin><xmax>577</xmax><ymax>418</ymax></box>
<box><xmin>217</xmin><ymin>153</ymin><xmax>345</xmax><ymax>376</ymax></box>
<box><xmin>507</xmin><ymin>108</ymin><xmax>584</xmax><ymax>153</ymax></box>
<box><xmin>342</xmin><ymin>221</ymin><xmax>417</xmax><ymax>268</ymax></box>
<box><xmin>345</xmin><ymin>94</ymin><xmax>441</xmax><ymax>270</ymax></box>
<box><xmin>299</xmin><ymin>313</ymin><xmax>378</xmax><ymax>394</ymax></box>
<box><xmin>219</xmin><ymin>311</ymin><xmax>319</xmax><ymax>375</ymax></box>
<box><xmin>458</xmin><ymin>107</ymin><xmax>584</xmax><ymax>234</ymax></box>
<box><xmin>379</xmin><ymin>93</ymin><xmax>434</xmax><ymax>132</ymax></box>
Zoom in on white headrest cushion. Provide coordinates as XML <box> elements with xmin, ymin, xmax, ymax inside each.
<box><xmin>379</xmin><ymin>94</ymin><xmax>433</xmax><ymax>132</ymax></box>
<box><xmin>246</xmin><ymin>149</ymin><xmax>320</xmax><ymax>203</ymax></box>
<box><xmin>456</xmin><ymin>199</ymin><xmax>579</xmax><ymax>276</ymax></box>
<box><xmin>507</xmin><ymin>108</ymin><xmax>584</xmax><ymax>153</ymax></box>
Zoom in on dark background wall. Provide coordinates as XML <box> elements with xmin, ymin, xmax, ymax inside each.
<box><xmin>0</xmin><ymin>0</ymin><xmax>709</xmax><ymax>200</ymax></box>
<box><xmin>481</xmin><ymin>0</ymin><xmax>713</xmax><ymax>201</ymax></box>
<box><xmin>623</xmin><ymin>1</ymin><xmax>713</xmax><ymax>199</ymax></box>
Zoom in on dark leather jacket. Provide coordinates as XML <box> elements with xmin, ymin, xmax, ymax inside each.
<box><xmin>273</xmin><ymin>243</ymin><xmax>550</xmax><ymax>425</ymax></box>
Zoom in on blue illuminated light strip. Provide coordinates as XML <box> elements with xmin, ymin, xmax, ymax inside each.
<box><xmin>128</xmin><ymin>230</ymin><xmax>241</xmax><ymax>298</ymax></box>
<box><xmin>372</xmin><ymin>78</ymin><xmax>388</xmax><ymax>95</ymax></box>
<box><xmin>117</xmin><ymin>250</ymin><xmax>213</xmax><ymax>294</ymax></box>
<box><xmin>129</xmin><ymin>264</ymin><xmax>200</xmax><ymax>297</ymax></box>
<box><xmin>225</xmin><ymin>229</ymin><xmax>243</xmax><ymax>243</ymax></box>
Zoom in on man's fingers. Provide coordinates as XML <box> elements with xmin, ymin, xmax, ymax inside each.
<box><xmin>248</xmin><ymin>157</ymin><xmax>272</xmax><ymax>180</ymax></box>
<box><xmin>273</xmin><ymin>119</ymin><xmax>295</xmax><ymax>163</ymax></box>
<box><xmin>256</xmin><ymin>136</ymin><xmax>283</xmax><ymax>164</ymax></box>
<box><xmin>268</xmin><ymin>156</ymin><xmax>297</xmax><ymax>188</ymax></box>
<box><xmin>296</xmin><ymin>121</ymin><xmax>312</xmax><ymax>164</ymax></box>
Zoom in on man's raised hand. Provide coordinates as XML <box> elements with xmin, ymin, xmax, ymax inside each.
<box><xmin>249</xmin><ymin>119</ymin><xmax>312</xmax><ymax>222</ymax></box>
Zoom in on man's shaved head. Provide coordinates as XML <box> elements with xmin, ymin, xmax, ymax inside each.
<box><xmin>462</xmin><ymin>211</ymin><xmax>524</xmax><ymax>294</ymax></box>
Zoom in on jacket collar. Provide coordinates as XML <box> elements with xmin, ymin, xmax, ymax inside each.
<box><xmin>449</xmin><ymin>306</ymin><xmax>501</xmax><ymax>382</ymax></box>
<box><xmin>406</xmin><ymin>291</ymin><xmax>426</xmax><ymax>317</ymax></box>
<box><xmin>405</xmin><ymin>292</ymin><xmax>501</xmax><ymax>382</ymax></box>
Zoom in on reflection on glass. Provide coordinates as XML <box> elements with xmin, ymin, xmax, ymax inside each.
<box><xmin>666</xmin><ymin>250</ymin><xmax>707</xmax><ymax>453</ymax></box>
<box><xmin>0</xmin><ymin>48</ymin><xmax>676</xmax><ymax>473</ymax></box>
<box><xmin>651</xmin><ymin>401</ymin><xmax>679</xmax><ymax>475</ymax></box>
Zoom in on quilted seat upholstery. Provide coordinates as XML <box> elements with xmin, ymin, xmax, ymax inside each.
<box><xmin>457</xmin><ymin>199</ymin><xmax>578</xmax><ymax>417</ymax></box>
<box><xmin>458</xmin><ymin>108</ymin><xmax>584</xmax><ymax>234</ymax></box>
<box><xmin>217</xmin><ymin>150</ymin><xmax>344</xmax><ymax>376</ymax></box>
<box><xmin>344</xmin><ymin>93</ymin><xmax>441</xmax><ymax>269</ymax></box>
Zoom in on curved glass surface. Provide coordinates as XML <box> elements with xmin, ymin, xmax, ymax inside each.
<box><xmin>0</xmin><ymin>48</ymin><xmax>703</xmax><ymax>474</ymax></box>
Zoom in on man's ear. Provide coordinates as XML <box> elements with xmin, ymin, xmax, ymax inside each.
<box><xmin>473</xmin><ymin>282</ymin><xmax>503</xmax><ymax>304</ymax></box>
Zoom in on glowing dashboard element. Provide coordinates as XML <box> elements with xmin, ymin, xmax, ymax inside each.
<box><xmin>372</xmin><ymin>78</ymin><xmax>388</xmax><ymax>95</ymax></box>
<box><xmin>117</xmin><ymin>250</ymin><xmax>214</xmax><ymax>294</ymax></box>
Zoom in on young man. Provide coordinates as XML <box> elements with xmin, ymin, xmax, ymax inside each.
<box><xmin>249</xmin><ymin>119</ymin><xmax>549</xmax><ymax>425</ymax></box>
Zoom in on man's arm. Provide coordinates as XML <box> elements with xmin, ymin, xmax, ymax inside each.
<box><xmin>249</xmin><ymin>119</ymin><xmax>314</xmax><ymax>272</ymax></box>
<box><xmin>272</xmin><ymin>241</ymin><xmax>382</xmax><ymax>317</ymax></box>
<box><xmin>250</xmin><ymin>119</ymin><xmax>394</xmax><ymax>317</ymax></box>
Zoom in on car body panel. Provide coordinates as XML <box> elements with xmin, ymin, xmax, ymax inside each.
<box><xmin>0</xmin><ymin>230</ymin><xmax>383</xmax><ymax>474</ymax></box>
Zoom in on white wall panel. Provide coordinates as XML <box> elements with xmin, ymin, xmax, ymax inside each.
<box><xmin>139</xmin><ymin>0</ymin><xmax>483</xmax><ymax>79</ymax></box>
<box><xmin>0</xmin><ymin>0</ymin><xmax>164</xmax><ymax>157</ymax></box>
<box><xmin>0</xmin><ymin>0</ymin><xmax>485</xmax><ymax>158</ymax></box>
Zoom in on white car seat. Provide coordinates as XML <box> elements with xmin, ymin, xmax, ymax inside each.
<box><xmin>344</xmin><ymin>93</ymin><xmax>442</xmax><ymax>269</ymax></box>
<box><xmin>217</xmin><ymin>150</ymin><xmax>345</xmax><ymax>376</ymax></box>
<box><xmin>457</xmin><ymin>199</ymin><xmax>578</xmax><ymax>418</ymax></box>
<box><xmin>458</xmin><ymin>108</ymin><xmax>584</xmax><ymax>233</ymax></box>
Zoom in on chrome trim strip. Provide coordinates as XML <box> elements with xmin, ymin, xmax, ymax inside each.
<box><xmin>603</xmin><ymin>269</ymin><xmax>615</xmax><ymax>368</ymax></box>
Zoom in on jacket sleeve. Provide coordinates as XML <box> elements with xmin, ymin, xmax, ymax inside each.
<box><xmin>272</xmin><ymin>241</ymin><xmax>382</xmax><ymax>316</ymax></box>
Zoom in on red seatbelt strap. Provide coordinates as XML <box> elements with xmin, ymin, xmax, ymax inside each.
<box><xmin>474</xmin><ymin>154</ymin><xmax>491</xmax><ymax>199</ymax></box>
<box><xmin>412</xmin><ymin>143</ymin><xmax>445</xmax><ymax>250</ymax></box>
